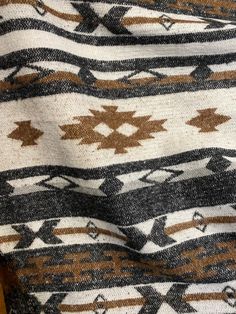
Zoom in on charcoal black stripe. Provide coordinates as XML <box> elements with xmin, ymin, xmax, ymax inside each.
<box><xmin>1</xmin><ymin>48</ymin><xmax>235</xmax><ymax>71</ymax></box>
<box><xmin>1</xmin><ymin>170</ymin><xmax>236</xmax><ymax>225</ymax></box>
<box><xmin>1</xmin><ymin>19</ymin><xmax>236</xmax><ymax>46</ymax></box>
<box><xmin>5</xmin><ymin>233</ymin><xmax>236</xmax><ymax>292</ymax></box>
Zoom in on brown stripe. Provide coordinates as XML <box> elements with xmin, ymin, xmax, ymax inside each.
<box><xmin>168</xmin><ymin>0</ymin><xmax>236</xmax><ymax>11</ymax></box>
<box><xmin>0</xmin><ymin>0</ymin><xmax>35</xmax><ymax>5</ymax></box>
<box><xmin>40</xmin><ymin>70</ymin><xmax>236</xmax><ymax>89</ymax></box>
<box><xmin>184</xmin><ymin>292</ymin><xmax>236</xmax><ymax>302</ymax></box>
<box><xmin>0</xmin><ymin>234</ymin><xmax>20</xmax><ymax>244</ymax></box>
<box><xmin>39</xmin><ymin>72</ymin><xmax>83</xmax><ymax>85</ymax></box>
<box><xmin>0</xmin><ymin>0</ymin><xmax>83</xmax><ymax>22</ymax></box>
<box><xmin>0</xmin><ymin>227</ymin><xmax>126</xmax><ymax>245</ymax></box>
<box><xmin>169</xmin><ymin>240</ymin><xmax>236</xmax><ymax>279</ymax></box>
<box><xmin>54</xmin><ymin>227</ymin><xmax>127</xmax><ymax>241</ymax></box>
<box><xmin>0</xmin><ymin>73</ymin><xmax>40</xmax><ymax>90</ymax></box>
<box><xmin>60</xmin><ymin>297</ymin><xmax>145</xmax><ymax>312</ymax></box>
<box><xmin>95</xmin><ymin>74</ymin><xmax>194</xmax><ymax>89</ymax></box>
<box><xmin>210</xmin><ymin>70</ymin><xmax>236</xmax><ymax>81</ymax></box>
<box><xmin>175</xmin><ymin>0</ymin><xmax>236</xmax><ymax>10</ymax></box>
<box><xmin>166</xmin><ymin>216</ymin><xmax>236</xmax><ymax>235</ymax></box>
<box><xmin>59</xmin><ymin>291</ymin><xmax>236</xmax><ymax>312</ymax></box>
<box><xmin>42</xmin><ymin>4</ymin><xmax>82</xmax><ymax>23</ymax></box>
<box><xmin>0</xmin><ymin>70</ymin><xmax>235</xmax><ymax>92</ymax></box>
<box><xmin>123</xmin><ymin>16</ymin><xmax>206</xmax><ymax>26</ymax></box>
<box><xmin>135</xmin><ymin>0</ymin><xmax>236</xmax><ymax>10</ymax></box>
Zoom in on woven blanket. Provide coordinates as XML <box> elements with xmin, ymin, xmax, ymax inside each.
<box><xmin>0</xmin><ymin>0</ymin><xmax>236</xmax><ymax>313</ymax></box>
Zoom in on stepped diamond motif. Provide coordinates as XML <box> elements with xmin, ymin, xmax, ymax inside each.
<box><xmin>186</xmin><ymin>108</ymin><xmax>231</xmax><ymax>132</ymax></box>
<box><xmin>60</xmin><ymin>106</ymin><xmax>167</xmax><ymax>154</ymax></box>
<box><xmin>8</xmin><ymin>121</ymin><xmax>43</xmax><ymax>146</ymax></box>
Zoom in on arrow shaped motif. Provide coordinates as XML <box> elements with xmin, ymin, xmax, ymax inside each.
<box><xmin>136</xmin><ymin>285</ymin><xmax>197</xmax><ymax>313</ymax></box>
<box><xmin>72</xmin><ymin>3</ymin><xmax>131</xmax><ymax>34</ymax></box>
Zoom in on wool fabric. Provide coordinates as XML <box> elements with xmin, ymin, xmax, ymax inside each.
<box><xmin>0</xmin><ymin>0</ymin><xmax>236</xmax><ymax>313</ymax></box>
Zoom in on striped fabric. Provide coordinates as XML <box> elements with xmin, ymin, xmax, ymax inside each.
<box><xmin>0</xmin><ymin>0</ymin><xmax>236</xmax><ymax>313</ymax></box>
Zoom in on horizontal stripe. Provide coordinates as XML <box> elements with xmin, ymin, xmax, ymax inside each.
<box><xmin>2</xmin><ymin>2</ymin><xmax>235</xmax><ymax>38</ymax></box>
<box><xmin>7</xmin><ymin>233</ymin><xmax>236</xmax><ymax>292</ymax></box>
<box><xmin>0</xmin><ymin>227</ymin><xmax>126</xmax><ymax>244</ymax></box>
<box><xmin>60</xmin><ymin>298</ymin><xmax>144</xmax><ymax>312</ymax></box>
<box><xmin>65</xmin><ymin>0</ymin><xmax>236</xmax><ymax>20</ymax></box>
<box><xmin>0</xmin><ymin>148</ymin><xmax>234</xmax><ymax>179</ymax></box>
<box><xmin>0</xmin><ymin>0</ymin><xmax>224</xmax><ymax>27</ymax></box>
<box><xmin>0</xmin><ymin>211</ymin><xmax>235</xmax><ymax>253</ymax></box>
<box><xmin>1</xmin><ymin>49</ymin><xmax>236</xmax><ymax>72</ymax></box>
<box><xmin>1</xmin><ymin>68</ymin><xmax>235</xmax><ymax>89</ymax></box>
<box><xmin>166</xmin><ymin>216</ymin><xmax>236</xmax><ymax>235</ymax></box>
<box><xmin>1</xmin><ymin>69</ymin><xmax>235</xmax><ymax>88</ymax></box>
<box><xmin>54</xmin><ymin>227</ymin><xmax>126</xmax><ymax>240</ymax></box>
<box><xmin>59</xmin><ymin>291</ymin><xmax>236</xmax><ymax>312</ymax></box>
<box><xmin>32</xmin><ymin>280</ymin><xmax>236</xmax><ymax>313</ymax></box>
<box><xmin>0</xmin><ymin>170</ymin><xmax>236</xmax><ymax>225</ymax></box>
<box><xmin>1</xmin><ymin>19</ymin><xmax>236</xmax><ymax>46</ymax></box>
<box><xmin>1</xmin><ymin>73</ymin><xmax>235</xmax><ymax>101</ymax></box>
<box><xmin>0</xmin><ymin>0</ymin><xmax>83</xmax><ymax>22</ymax></box>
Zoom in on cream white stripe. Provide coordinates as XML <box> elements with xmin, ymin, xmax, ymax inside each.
<box><xmin>0</xmin><ymin>88</ymin><xmax>235</xmax><ymax>170</ymax></box>
<box><xmin>1</xmin><ymin>30</ymin><xmax>236</xmax><ymax>60</ymax></box>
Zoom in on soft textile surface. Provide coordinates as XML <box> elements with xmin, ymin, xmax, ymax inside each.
<box><xmin>0</xmin><ymin>0</ymin><xmax>236</xmax><ymax>313</ymax></box>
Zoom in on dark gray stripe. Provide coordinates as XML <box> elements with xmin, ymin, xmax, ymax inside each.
<box><xmin>1</xmin><ymin>170</ymin><xmax>236</xmax><ymax>225</ymax></box>
<box><xmin>1</xmin><ymin>48</ymin><xmax>235</xmax><ymax>71</ymax></box>
<box><xmin>1</xmin><ymin>19</ymin><xmax>236</xmax><ymax>46</ymax></box>
<box><xmin>6</xmin><ymin>233</ymin><xmax>236</xmax><ymax>292</ymax></box>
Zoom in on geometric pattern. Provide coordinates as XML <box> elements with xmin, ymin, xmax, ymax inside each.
<box><xmin>1</xmin><ymin>111</ymin><xmax>234</xmax><ymax>153</ymax></box>
<box><xmin>7</xmin><ymin>121</ymin><xmax>43</xmax><ymax>146</ymax></box>
<box><xmin>186</xmin><ymin>108</ymin><xmax>231</xmax><ymax>132</ymax></box>
<box><xmin>1</xmin><ymin>0</ymin><xmax>236</xmax><ymax>312</ymax></box>
<box><xmin>2</xmin><ymin>149</ymin><xmax>236</xmax><ymax>198</ymax></box>
<box><xmin>60</xmin><ymin>106</ymin><xmax>167</xmax><ymax>153</ymax></box>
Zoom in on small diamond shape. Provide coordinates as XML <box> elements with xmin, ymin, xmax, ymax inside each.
<box><xmin>94</xmin><ymin>123</ymin><xmax>113</xmax><ymax>137</ymax></box>
<box><xmin>41</xmin><ymin>176</ymin><xmax>72</xmax><ymax>189</ymax></box>
<box><xmin>159</xmin><ymin>14</ymin><xmax>175</xmax><ymax>30</ymax></box>
<box><xmin>35</xmin><ymin>0</ymin><xmax>46</xmax><ymax>15</ymax></box>
<box><xmin>87</xmin><ymin>221</ymin><xmax>99</xmax><ymax>239</ymax></box>
<box><xmin>206</xmin><ymin>155</ymin><xmax>232</xmax><ymax>173</ymax></box>
<box><xmin>193</xmin><ymin>212</ymin><xmax>207</xmax><ymax>232</ymax></box>
<box><xmin>191</xmin><ymin>65</ymin><xmax>213</xmax><ymax>80</ymax></box>
<box><xmin>94</xmin><ymin>295</ymin><xmax>107</xmax><ymax>314</ymax></box>
<box><xmin>223</xmin><ymin>286</ymin><xmax>236</xmax><ymax>307</ymax></box>
<box><xmin>116</xmin><ymin>123</ymin><xmax>138</xmax><ymax>136</ymax></box>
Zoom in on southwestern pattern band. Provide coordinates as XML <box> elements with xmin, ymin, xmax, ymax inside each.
<box><xmin>0</xmin><ymin>0</ymin><xmax>235</xmax><ymax>313</ymax></box>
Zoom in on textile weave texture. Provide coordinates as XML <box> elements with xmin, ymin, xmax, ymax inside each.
<box><xmin>0</xmin><ymin>0</ymin><xmax>236</xmax><ymax>313</ymax></box>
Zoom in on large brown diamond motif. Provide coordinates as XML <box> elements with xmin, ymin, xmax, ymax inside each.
<box><xmin>60</xmin><ymin>106</ymin><xmax>167</xmax><ymax>154</ymax></box>
<box><xmin>186</xmin><ymin>108</ymin><xmax>231</xmax><ymax>132</ymax></box>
